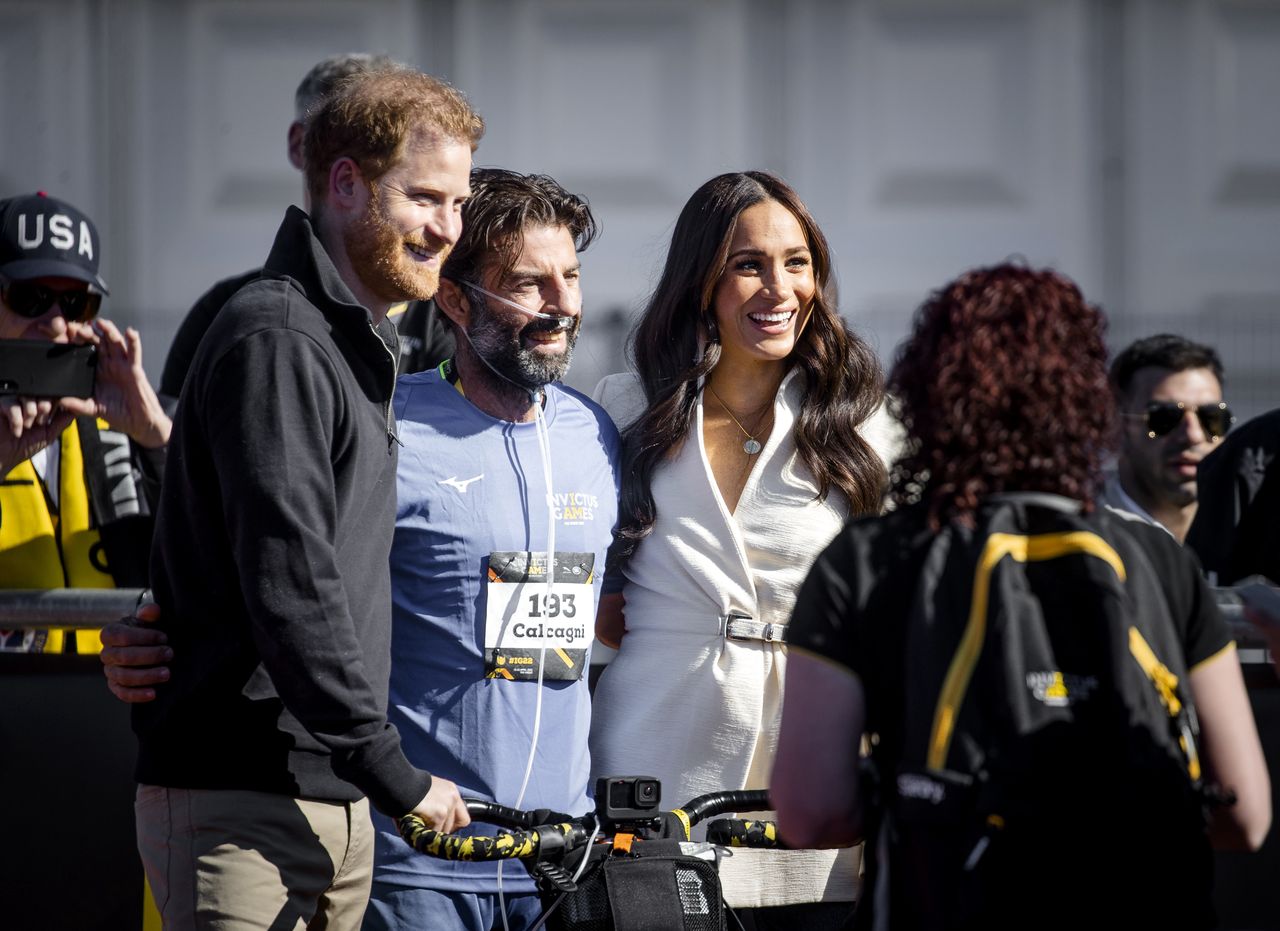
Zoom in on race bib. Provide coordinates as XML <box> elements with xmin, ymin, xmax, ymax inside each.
<box><xmin>484</xmin><ymin>551</ymin><xmax>596</xmax><ymax>681</ymax></box>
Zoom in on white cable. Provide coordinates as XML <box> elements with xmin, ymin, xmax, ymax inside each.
<box><xmin>500</xmin><ymin>390</ymin><xmax>557</xmax><ymax>931</ymax></box>
<box><xmin>513</xmin><ymin>394</ymin><xmax>556</xmax><ymax>810</ymax></box>
<box><xmin>449</xmin><ymin>292</ymin><xmax>564</xmax><ymax>931</ymax></box>
<box><xmin>524</xmin><ymin>807</ymin><xmax>599</xmax><ymax>931</ymax></box>
<box><xmin>497</xmin><ymin>857</ymin><xmax>509</xmax><ymax>931</ymax></box>
<box><xmin>572</xmin><ymin>818</ymin><xmax>602</xmax><ymax>883</ymax></box>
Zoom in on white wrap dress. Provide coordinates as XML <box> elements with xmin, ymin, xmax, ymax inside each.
<box><xmin>588</xmin><ymin>368</ymin><xmax>899</xmax><ymax>908</ymax></box>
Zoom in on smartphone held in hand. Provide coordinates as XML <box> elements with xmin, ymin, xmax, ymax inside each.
<box><xmin>0</xmin><ymin>338</ymin><xmax>96</xmax><ymax>399</ymax></box>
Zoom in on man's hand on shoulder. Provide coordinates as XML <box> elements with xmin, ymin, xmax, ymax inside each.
<box><xmin>100</xmin><ymin>601</ymin><xmax>172</xmax><ymax>703</ymax></box>
<box><xmin>409</xmin><ymin>776</ymin><xmax>471</xmax><ymax>834</ymax></box>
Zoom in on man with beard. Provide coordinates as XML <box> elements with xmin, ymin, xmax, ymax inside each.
<box><xmin>1100</xmin><ymin>333</ymin><xmax>1233</xmax><ymax>542</ymax></box>
<box><xmin>101</xmin><ymin>168</ymin><xmax>618</xmax><ymax>929</ymax></box>
<box><xmin>129</xmin><ymin>70</ymin><xmax>481</xmax><ymax>930</ymax></box>
<box><xmin>364</xmin><ymin>168</ymin><xmax>620</xmax><ymax>931</ymax></box>
<box><xmin>158</xmin><ymin>53</ymin><xmax>454</xmax><ymax>407</ymax></box>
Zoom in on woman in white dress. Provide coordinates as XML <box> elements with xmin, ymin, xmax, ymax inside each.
<box><xmin>589</xmin><ymin>171</ymin><xmax>897</xmax><ymax>930</ymax></box>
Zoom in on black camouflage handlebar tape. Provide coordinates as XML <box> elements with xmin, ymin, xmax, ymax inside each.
<box><xmin>705</xmin><ymin>818</ymin><xmax>784</xmax><ymax>849</ymax></box>
<box><xmin>397</xmin><ymin>815</ymin><xmax>586</xmax><ymax>862</ymax></box>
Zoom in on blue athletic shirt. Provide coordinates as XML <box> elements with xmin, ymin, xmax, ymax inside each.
<box><xmin>372</xmin><ymin>369</ymin><xmax>621</xmax><ymax>894</ymax></box>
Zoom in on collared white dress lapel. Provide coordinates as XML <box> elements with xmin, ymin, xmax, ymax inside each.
<box><xmin>589</xmin><ymin>369</ymin><xmax>900</xmax><ymax>908</ymax></box>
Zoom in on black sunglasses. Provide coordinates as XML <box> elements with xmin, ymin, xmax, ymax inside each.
<box><xmin>1</xmin><ymin>279</ymin><xmax>103</xmax><ymax>322</ymax></box>
<box><xmin>1124</xmin><ymin>400</ymin><xmax>1235</xmax><ymax>440</ymax></box>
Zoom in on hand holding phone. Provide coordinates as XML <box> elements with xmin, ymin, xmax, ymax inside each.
<box><xmin>0</xmin><ymin>322</ymin><xmax>171</xmax><ymax>453</ymax></box>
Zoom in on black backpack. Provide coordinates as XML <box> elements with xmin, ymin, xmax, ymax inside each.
<box><xmin>858</xmin><ymin>494</ymin><xmax>1216</xmax><ymax>930</ymax></box>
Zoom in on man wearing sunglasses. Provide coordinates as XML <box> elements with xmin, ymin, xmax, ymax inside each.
<box><xmin>1102</xmin><ymin>333</ymin><xmax>1232</xmax><ymax>543</ymax></box>
<box><xmin>0</xmin><ymin>191</ymin><xmax>172</xmax><ymax>652</ymax></box>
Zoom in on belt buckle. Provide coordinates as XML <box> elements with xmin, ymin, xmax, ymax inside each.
<box><xmin>720</xmin><ymin>613</ymin><xmax>786</xmax><ymax>643</ymax></box>
<box><xmin>720</xmin><ymin>612</ymin><xmax>754</xmax><ymax>641</ymax></box>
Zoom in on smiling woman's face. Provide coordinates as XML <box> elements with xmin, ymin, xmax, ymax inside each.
<box><xmin>710</xmin><ymin>199</ymin><xmax>815</xmax><ymax>372</ymax></box>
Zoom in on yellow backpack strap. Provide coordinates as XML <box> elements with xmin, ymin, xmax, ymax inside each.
<box><xmin>1129</xmin><ymin>626</ymin><xmax>1201</xmax><ymax>781</ymax></box>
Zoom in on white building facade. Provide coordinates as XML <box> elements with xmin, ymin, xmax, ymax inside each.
<box><xmin>2</xmin><ymin>0</ymin><xmax>1278</xmax><ymax>417</ymax></box>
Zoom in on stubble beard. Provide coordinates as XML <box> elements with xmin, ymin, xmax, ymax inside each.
<box><xmin>1122</xmin><ymin>439</ymin><xmax>1198</xmax><ymax>511</ymax></box>
<box><xmin>466</xmin><ymin>292</ymin><xmax>578</xmax><ymax>392</ymax></box>
<box><xmin>343</xmin><ymin>188</ymin><xmax>446</xmax><ymax>305</ymax></box>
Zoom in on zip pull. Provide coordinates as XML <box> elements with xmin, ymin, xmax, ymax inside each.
<box><xmin>964</xmin><ymin>813</ymin><xmax>1005</xmax><ymax>871</ymax></box>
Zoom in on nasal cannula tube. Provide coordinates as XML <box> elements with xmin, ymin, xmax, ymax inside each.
<box><xmin>456</xmin><ymin>280</ymin><xmax>575</xmax><ymax>329</ymax></box>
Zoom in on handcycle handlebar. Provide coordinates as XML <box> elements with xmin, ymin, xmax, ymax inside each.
<box><xmin>397</xmin><ymin>787</ymin><xmax>781</xmax><ymax>864</ymax></box>
<box><xmin>397</xmin><ymin>813</ymin><xmax>590</xmax><ymax>863</ymax></box>
<box><xmin>463</xmin><ymin>798</ymin><xmax>559</xmax><ymax>830</ymax></box>
<box><xmin>669</xmin><ymin>789</ymin><xmax>769</xmax><ymax>824</ymax></box>
<box><xmin>681</xmin><ymin>790</ymin><xmax>785</xmax><ymax>850</ymax></box>
<box><xmin>704</xmin><ymin>818</ymin><xmax>782</xmax><ymax>849</ymax></box>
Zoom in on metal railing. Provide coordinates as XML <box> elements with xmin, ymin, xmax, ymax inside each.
<box><xmin>0</xmin><ymin>588</ymin><xmax>145</xmax><ymax>627</ymax></box>
<box><xmin>0</xmin><ymin>586</ymin><xmax>1272</xmax><ymax>684</ymax></box>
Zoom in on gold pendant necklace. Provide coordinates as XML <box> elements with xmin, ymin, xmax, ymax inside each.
<box><xmin>707</xmin><ymin>383</ymin><xmax>771</xmax><ymax>455</ymax></box>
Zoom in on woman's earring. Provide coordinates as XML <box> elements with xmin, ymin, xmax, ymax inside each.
<box><xmin>796</xmin><ymin>302</ymin><xmax>816</xmax><ymax>341</ymax></box>
<box><xmin>694</xmin><ymin>316</ymin><xmax>719</xmax><ymax>364</ymax></box>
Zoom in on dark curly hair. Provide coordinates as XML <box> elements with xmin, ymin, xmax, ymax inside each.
<box><xmin>616</xmin><ymin>171</ymin><xmax>887</xmax><ymax>559</ymax></box>
<box><xmin>887</xmin><ymin>263</ymin><xmax>1114</xmax><ymax>527</ymax></box>
<box><xmin>441</xmin><ymin>167</ymin><xmax>597</xmax><ymax>287</ymax></box>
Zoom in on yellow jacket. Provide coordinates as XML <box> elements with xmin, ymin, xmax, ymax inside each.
<box><xmin>0</xmin><ymin>416</ymin><xmax>160</xmax><ymax>653</ymax></box>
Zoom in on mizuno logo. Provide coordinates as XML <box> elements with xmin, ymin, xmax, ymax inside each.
<box><xmin>439</xmin><ymin>474</ymin><xmax>484</xmax><ymax>493</ymax></box>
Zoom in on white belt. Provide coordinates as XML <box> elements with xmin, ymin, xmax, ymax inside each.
<box><xmin>719</xmin><ymin>613</ymin><xmax>787</xmax><ymax>643</ymax></box>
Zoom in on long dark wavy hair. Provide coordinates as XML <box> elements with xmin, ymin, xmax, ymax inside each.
<box><xmin>614</xmin><ymin>171</ymin><xmax>887</xmax><ymax>559</ymax></box>
<box><xmin>887</xmin><ymin>263</ymin><xmax>1115</xmax><ymax>527</ymax></box>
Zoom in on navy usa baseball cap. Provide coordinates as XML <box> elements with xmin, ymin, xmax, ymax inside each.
<box><xmin>0</xmin><ymin>192</ymin><xmax>109</xmax><ymax>294</ymax></box>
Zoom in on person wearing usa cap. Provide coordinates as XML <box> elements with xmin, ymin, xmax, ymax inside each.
<box><xmin>0</xmin><ymin>191</ymin><xmax>171</xmax><ymax>653</ymax></box>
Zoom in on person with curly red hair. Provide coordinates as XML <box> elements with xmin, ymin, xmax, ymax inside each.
<box><xmin>773</xmin><ymin>263</ymin><xmax>1269</xmax><ymax>929</ymax></box>
<box><xmin>884</xmin><ymin>263</ymin><xmax>1115</xmax><ymax>525</ymax></box>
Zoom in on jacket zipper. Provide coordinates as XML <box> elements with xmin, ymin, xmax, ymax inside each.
<box><xmin>372</xmin><ymin>321</ymin><xmax>403</xmax><ymax>450</ymax></box>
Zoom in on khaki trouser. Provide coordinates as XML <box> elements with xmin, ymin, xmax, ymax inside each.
<box><xmin>135</xmin><ymin>785</ymin><xmax>374</xmax><ymax>931</ymax></box>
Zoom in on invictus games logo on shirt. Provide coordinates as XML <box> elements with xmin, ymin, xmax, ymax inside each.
<box><xmin>553</xmin><ymin>491</ymin><xmax>599</xmax><ymax>525</ymax></box>
<box><xmin>1026</xmin><ymin>670</ymin><xmax>1098</xmax><ymax>708</ymax></box>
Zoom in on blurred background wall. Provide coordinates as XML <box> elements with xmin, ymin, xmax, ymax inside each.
<box><xmin>1</xmin><ymin>0</ymin><xmax>1278</xmax><ymax>419</ymax></box>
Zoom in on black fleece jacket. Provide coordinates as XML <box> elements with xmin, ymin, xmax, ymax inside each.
<box><xmin>158</xmin><ymin>270</ymin><xmax>454</xmax><ymax>403</ymax></box>
<box><xmin>134</xmin><ymin>206</ymin><xmax>431</xmax><ymax>816</ymax></box>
